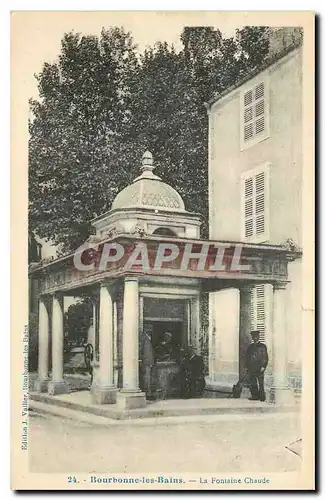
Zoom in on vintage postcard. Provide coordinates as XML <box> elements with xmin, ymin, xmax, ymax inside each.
<box><xmin>11</xmin><ymin>11</ymin><xmax>315</xmax><ymax>490</ymax></box>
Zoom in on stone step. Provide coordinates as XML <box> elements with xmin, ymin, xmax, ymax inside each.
<box><xmin>29</xmin><ymin>399</ymin><xmax>298</xmax><ymax>427</ymax></box>
<box><xmin>29</xmin><ymin>401</ymin><xmax>117</xmax><ymax>427</ymax></box>
<box><xmin>30</xmin><ymin>391</ymin><xmax>297</xmax><ymax>421</ymax></box>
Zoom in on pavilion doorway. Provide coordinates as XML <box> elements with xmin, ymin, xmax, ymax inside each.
<box><xmin>140</xmin><ymin>297</ymin><xmax>189</xmax><ymax>400</ymax></box>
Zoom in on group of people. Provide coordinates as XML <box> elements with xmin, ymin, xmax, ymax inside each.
<box><xmin>81</xmin><ymin>326</ymin><xmax>268</xmax><ymax>401</ymax></box>
<box><xmin>179</xmin><ymin>330</ymin><xmax>269</xmax><ymax>402</ymax></box>
<box><xmin>140</xmin><ymin>331</ymin><xmax>206</xmax><ymax>400</ymax></box>
<box><xmin>141</xmin><ymin>328</ymin><xmax>269</xmax><ymax>402</ymax></box>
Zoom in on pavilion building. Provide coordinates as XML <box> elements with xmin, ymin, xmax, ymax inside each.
<box><xmin>30</xmin><ymin>150</ymin><xmax>300</xmax><ymax>409</ymax></box>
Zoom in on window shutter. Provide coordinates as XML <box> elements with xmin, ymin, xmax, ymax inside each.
<box><xmin>243</xmin><ymin>81</ymin><xmax>266</xmax><ymax>143</ymax></box>
<box><xmin>255</xmin><ymin>100</ymin><xmax>264</xmax><ymax>117</ymax></box>
<box><xmin>250</xmin><ymin>285</ymin><xmax>266</xmax><ymax>343</ymax></box>
<box><xmin>244</xmin><ymin>178</ymin><xmax>254</xmax><ymax>238</ymax></box>
<box><xmin>244</xmin><ymin>89</ymin><xmax>253</xmax><ymax>106</ymax></box>
<box><xmin>256</xmin><ymin>285</ymin><xmax>266</xmax><ymax>342</ymax></box>
<box><xmin>243</xmin><ymin>170</ymin><xmax>266</xmax><ymax>240</ymax></box>
<box><xmin>250</xmin><ymin>288</ymin><xmax>256</xmax><ymax>332</ymax></box>
<box><xmin>255</xmin><ymin>116</ymin><xmax>265</xmax><ymax>135</ymax></box>
<box><xmin>244</xmin><ymin>122</ymin><xmax>254</xmax><ymax>141</ymax></box>
<box><xmin>255</xmin><ymin>82</ymin><xmax>264</xmax><ymax>100</ymax></box>
<box><xmin>244</xmin><ymin>176</ymin><xmax>254</xmax><ymax>239</ymax></box>
<box><xmin>255</xmin><ymin>172</ymin><xmax>265</xmax><ymax>236</ymax></box>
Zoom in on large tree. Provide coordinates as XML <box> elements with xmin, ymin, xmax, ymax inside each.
<box><xmin>29</xmin><ymin>28</ymin><xmax>139</xmax><ymax>252</ymax></box>
<box><xmin>29</xmin><ymin>26</ymin><xmax>270</xmax><ymax>252</ymax></box>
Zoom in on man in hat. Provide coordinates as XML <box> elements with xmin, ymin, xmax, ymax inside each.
<box><xmin>140</xmin><ymin>330</ymin><xmax>156</xmax><ymax>399</ymax></box>
<box><xmin>180</xmin><ymin>345</ymin><xmax>206</xmax><ymax>398</ymax></box>
<box><xmin>156</xmin><ymin>331</ymin><xmax>175</xmax><ymax>361</ymax></box>
<box><xmin>245</xmin><ymin>330</ymin><xmax>269</xmax><ymax>401</ymax></box>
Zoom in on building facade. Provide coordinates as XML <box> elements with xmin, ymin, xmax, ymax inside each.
<box><xmin>206</xmin><ymin>31</ymin><xmax>303</xmax><ymax>394</ymax></box>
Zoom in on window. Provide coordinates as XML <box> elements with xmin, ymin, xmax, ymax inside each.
<box><xmin>241</xmin><ymin>79</ymin><xmax>269</xmax><ymax>150</ymax></box>
<box><xmin>241</xmin><ymin>163</ymin><xmax>270</xmax><ymax>243</ymax></box>
<box><xmin>250</xmin><ymin>285</ymin><xmax>266</xmax><ymax>343</ymax></box>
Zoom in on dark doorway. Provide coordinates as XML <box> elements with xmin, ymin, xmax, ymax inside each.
<box><xmin>140</xmin><ymin>320</ymin><xmax>187</xmax><ymax>400</ymax></box>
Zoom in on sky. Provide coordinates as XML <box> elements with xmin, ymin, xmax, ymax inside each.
<box><xmin>13</xmin><ymin>11</ymin><xmax>244</xmax><ymax>258</ymax></box>
<box><xmin>13</xmin><ymin>11</ymin><xmax>242</xmax><ymax>100</ymax></box>
<box><xmin>12</xmin><ymin>11</ymin><xmax>300</xmax><ymax>259</ymax></box>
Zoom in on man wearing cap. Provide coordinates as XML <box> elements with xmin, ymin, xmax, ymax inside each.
<box><xmin>140</xmin><ymin>330</ymin><xmax>155</xmax><ymax>399</ymax></box>
<box><xmin>180</xmin><ymin>345</ymin><xmax>206</xmax><ymax>398</ymax></box>
<box><xmin>156</xmin><ymin>331</ymin><xmax>175</xmax><ymax>361</ymax></box>
<box><xmin>245</xmin><ymin>330</ymin><xmax>269</xmax><ymax>401</ymax></box>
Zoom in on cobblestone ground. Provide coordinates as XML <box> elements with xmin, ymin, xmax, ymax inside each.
<box><xmin>28</xmin><ymin>412</ymin><xmax>301</xmax><ymax>474</ymax></box>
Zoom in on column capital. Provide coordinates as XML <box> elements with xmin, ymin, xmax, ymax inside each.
<box><xmin>39</xmin><ymin>292</ymin><xmax>50</xmax><ymax>300</ymax></box>
<box><xmin>124</xmin><ymin>276</ymin><xmax>139</xmax><ymax>283</ymax></box>
<box><xmin>273</xmin><ymin>281</ymin><xmax>288</xmax><ymax>291</ymax></box>
<box><xmin>99</xmin><ymin>282</ymin><xmax>115</xmax><ymax>300</ymax></box>
<box><xmin>99</xmin><ymin>281</ymin><xmax>109</xmax><ymax>290</ymax></box>
<box><xmin>99</xmin><ymin>279</ymin><xmax>117</xmax><ymax>291</ymax></box>
<box><xmin>52</xmin><ymin>291</ymin><xmax>64</xmax><ymax>301</ymax></box>
<box><xmin>38</xmin><ymin>295</ymin><xmax>50</xmax><ymax>307</ymax></box>
<box><xmin>239</xmin><ymin>284</ymin><xmax>254</xmax><ymax>293</ymax></box>
<box><xmin>39</xmin><ymin>294</ymin><xmax>53</xmax><ymax>308</ymax></box>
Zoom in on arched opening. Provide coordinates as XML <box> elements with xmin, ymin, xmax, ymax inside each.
<box><xmin>152</xmin><ymin>227</ymin><xmax>177</xmax><ymax>237</ymax></box>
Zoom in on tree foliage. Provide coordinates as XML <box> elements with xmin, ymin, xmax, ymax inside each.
<box><xmin>64</xmin><ymin>298</ymin><xmax>93</xmax><ymax>344</ymax></box>
<box><xmin>29</xmin><ymin>26</ymin><xmax>270</xmax><ymax>252</ymax></box>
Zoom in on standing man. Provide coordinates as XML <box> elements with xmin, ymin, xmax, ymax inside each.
<box><xmin>156</xmin><ymin>332</ymin><xmax>174</xmax><ymax>361</ymax></box>
<box><xmin>141</xmin><ymin>330</ymin><xmax>155</xmax><ymax>400</ymax></box>
<box><xmin>245</xmin><ymin>330</ymin><xmax>269</xmax><ymax>402</ymax></box>
<box><xmin>181</xmin><ymin>345</ymin><xmax>206</xmax><ymax>398</ymax></box>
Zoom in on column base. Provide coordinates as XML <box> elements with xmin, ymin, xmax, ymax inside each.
<box><xmin>34</xmin><ymin>378</ymin><xmax>50</xmax><ymax>393</ymax></box>
<box><xmin>91</xmin><ymin>385</ymin><xmax>117</xmax><ymax>405</ymax></box>
<box><xmin>47</xmin><ymin>380</ymin><xmax>70</xmax><ymax>395</ymax></box>
<box><xmin>269</xmin><ymin>386</ymin><xmax>295</xmax><ymax>405</ymax></box>
<box><xmin>117</xmin><ymin>390</ymin><xmax>146</xmax><ymax>410</ymax></box>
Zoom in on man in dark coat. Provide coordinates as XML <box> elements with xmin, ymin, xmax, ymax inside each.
<box><xmin>180</xmin><ymin>345</ymin><xmax>206</xmax><ymax>398</ymax></box>
<box><xmin>245</xmin><ymin>330</ymin><xmax>268</xmax><ymax>401</ymax></box>
<box><xmin>156</xmin><ymin>331</ymin><xmax>175</xmax><ymax>361</ymax></box>
<box><xmin>140</xmin><ymin>331</ymin><xmax>156</xmax><ymax>399</ymax></box>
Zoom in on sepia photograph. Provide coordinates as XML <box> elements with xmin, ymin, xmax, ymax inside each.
<box><xmin>11</xmin><ymin>10</ymin><xmax>315</xmax><ymax>490</ymax></box>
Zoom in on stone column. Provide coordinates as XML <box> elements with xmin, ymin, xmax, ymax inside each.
<box><xmin>239</xmin><ymin>286</ymin><xmax>253</xmax><ymax>379</ymax></box>
<box><xmin>117</xmin><ymin>277</ymin><xmax>146</xmax><ymax>410</ymax></box>
<box><xmin>86</xmin><ymin>301</ymin><xmax>96</xmax><ymax>348</ymax></box>
<box><xmin>191</xmin><ymin>296</ymin><xmax>201</xmax><ymax>352</ymax></box>
<box><xmin>48</xmin><ymin>294</ymin><xmax>69</xmax><ymax>395</ymax></box>
<box><xmin>91</xmin><ymin>284</ymin><xmax>117</xmax><ymax>404</ymax></box>
<box><xmin>207</xmin><ymin>289</ymin><xmax>239</xmax><ymax>390</ymax></box>
<box><xmin>270</xmin><ymin>283</ymin><xmax>294</xmax><ymax>405</ymax></box>
<box><xmin>34</xmin><ymin>298</ymin><xmax>50</xmax><ymax>392</ymax></box>
<box><xmin>208</xmin><ymin>292</ymin><xmax>218</xmax><ymax>378</ymax></box>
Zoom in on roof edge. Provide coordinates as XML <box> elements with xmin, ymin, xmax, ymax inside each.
<box><xmin>205</xmin><ymin>36</ymin><xmax>303</xmax><ymax>110</ymax></box>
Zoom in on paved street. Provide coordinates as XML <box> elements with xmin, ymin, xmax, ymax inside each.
<box><xmin>28</xmin><ymin>412</ymin><xmax>301</xmax><ymax>474</ymax></box>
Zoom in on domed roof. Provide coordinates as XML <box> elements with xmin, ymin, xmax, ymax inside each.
<box><xmin>111</xmin><ymin>151</ymin><xmax>186</xmax><ymax>212</ymax></box>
